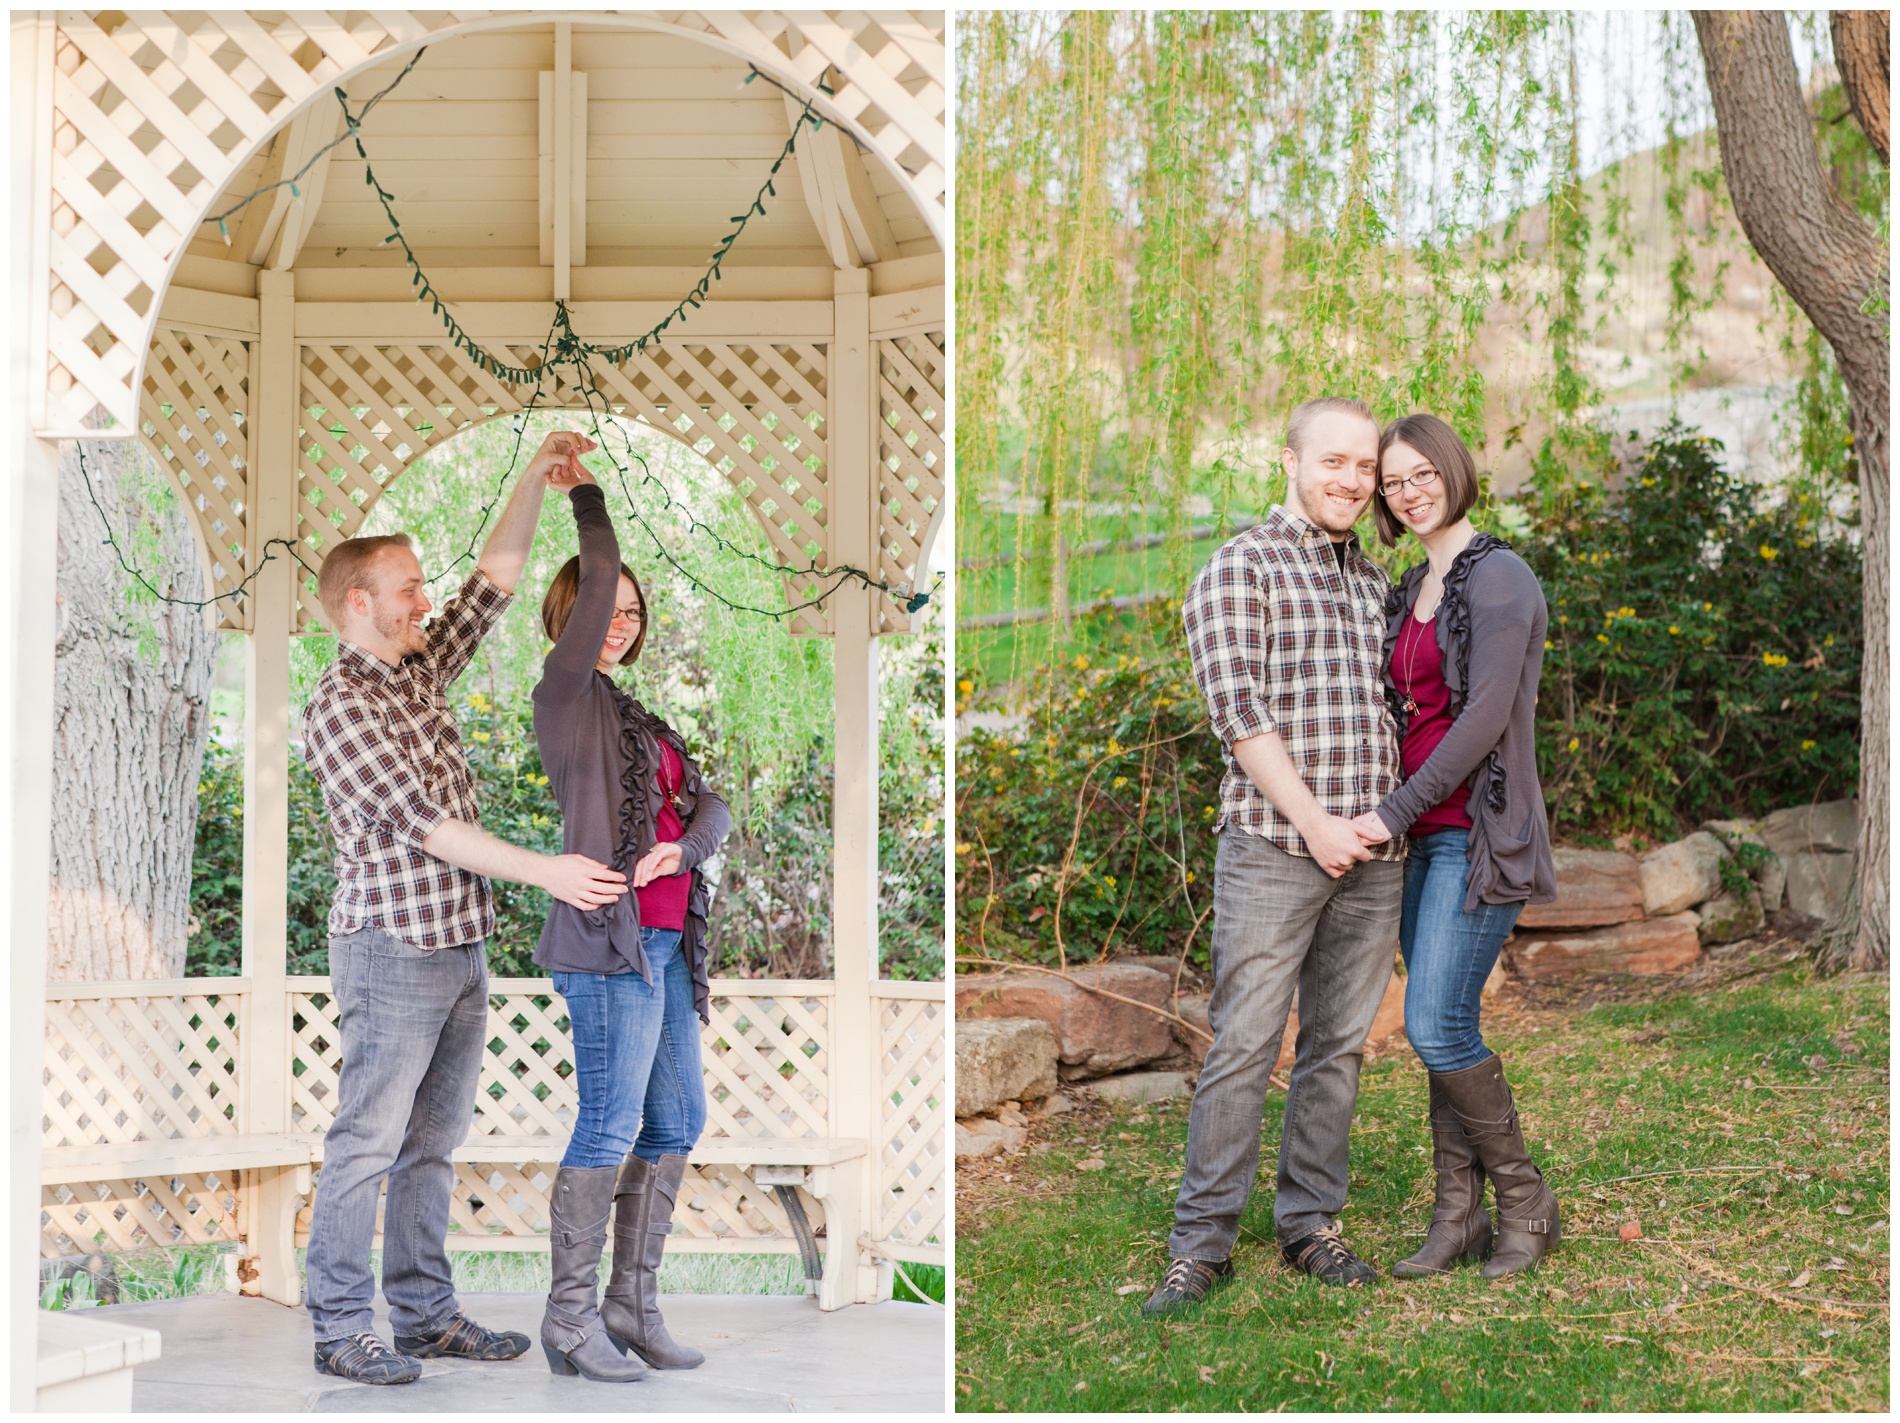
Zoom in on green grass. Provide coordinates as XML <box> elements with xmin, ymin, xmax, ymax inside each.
<box><xmin>956</xmin><ymin>961</ymin><xmax>1889</xmax><ymax>1411</ymax></box>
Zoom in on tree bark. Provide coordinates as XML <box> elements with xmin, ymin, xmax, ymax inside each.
<box><xmin>49</xmin><ymin>438</ymin><xmax>218</xmax><ymax>981</ymax></box>
<box><xmin>1832</xmin><ymin>10</ymin><xmax>1890</xmax><ymax>164</ymax></box>
<box><xmin>1693</xmin><ymin>11</ymin><xmax>1890</xmax><ymax>973</ymax></box>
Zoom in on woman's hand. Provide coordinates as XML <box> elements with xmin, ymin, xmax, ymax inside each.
<box><xmin>532</xmin><ymin>430</ymin><xmax>598</xmax><ymax>490</ymax></box>
<box><xmin>630</xmin><ymin>841</ymin><xmax>684</xmax><ymax>888</ymax></box>
<box><xmin>1351</xmin><ymin>810</ymin><xmax>1394</xmax><ymax>845</ymax></box>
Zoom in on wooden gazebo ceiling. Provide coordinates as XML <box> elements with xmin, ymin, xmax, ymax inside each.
<box><xmin>178</xmin><ymin>24</ymin><xmax>938</xmax><ymax>293</ymax></box>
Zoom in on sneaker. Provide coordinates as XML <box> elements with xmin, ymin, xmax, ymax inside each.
<box><xmin>1280</xmin><ymin>1223</ymin><xmax>1377</xmax><ymax>1287</ymax></box>
<box><xmin>313</xmin><ymin>1332</ymin><xmax>423</xmax><ymax>1385</ymax></box>
<box><xmin>1139</xmin><ymin>1256</ymin><xmax>1235</xmax><ymax>1318</ymax></box>
<box><xmin>395</xmin><ymin>1310</ymin><xmax>532</xmax><ymax>1361</ymax></box>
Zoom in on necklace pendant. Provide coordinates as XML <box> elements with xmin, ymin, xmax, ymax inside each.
<box><xmin>1403</xmin><ymin>697</ymin><xmax>1418</xmax><ymax>715</ymax></box>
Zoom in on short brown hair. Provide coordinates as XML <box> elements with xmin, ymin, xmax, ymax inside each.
<box><xmin>317</xmin><ymin>533</ymin><xmax>417</xmax><ymax>626</ymax></box>
<box><xmin>1373</xmin><ymin>412</ymin><xmax>1481</xmax><ymax>546</ymax></box>
<box><xmin>1284</xmin><ymin>396</ymin><xmax>1378</xmax><ymax>457</ymax></box>
<box><xmin>541</xmin><ymin>557</ymin><xmax>649</xmax><ymax>666</ymax></box>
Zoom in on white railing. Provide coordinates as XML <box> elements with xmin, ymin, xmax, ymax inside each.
<box><xmin>41</xmin><ymin>975</ymin><xmax>944</xmax><ymax>1286</ymax></box>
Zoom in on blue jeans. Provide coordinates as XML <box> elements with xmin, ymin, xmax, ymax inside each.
<box><xmin>305</xmin><ymin>928</ymin><xmax>489</xmax><ymax>1343</ymax></box>
<box><xmin>1399</xmin><ymin>829</ymin><xmax>1524</xmax><ymax>1073</ymax></box>
<box><xmin>553</xmin><ymin>926</ymin><xmax>707</xmax><ymax>1169</ymax></box>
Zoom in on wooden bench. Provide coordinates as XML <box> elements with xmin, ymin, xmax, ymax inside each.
<box><xmin>40</xmin><ymin>1133</ymin><xmax>870</xmax><ymax>1310</ymax></box>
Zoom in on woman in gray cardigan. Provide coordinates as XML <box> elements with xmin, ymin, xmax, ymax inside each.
<box><xmin>531</xmin><ymin>444</ymin><xmax>731</xmax><ymax>1382</ymax></box>
<box><xmin>1350</xmin><ymin>413</ymin><xmax>1560</xmax><ymax>1282</ymax></box>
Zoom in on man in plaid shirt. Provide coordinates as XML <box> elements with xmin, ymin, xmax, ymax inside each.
<box><xmin>1144</xmin><ymin>397</ymin><xmax>1407</xmax><ymax>1314</ymax></box>
<box><xmin>301</xmin><ymin>431</ymin><xmax>627</xmax><ymax>1385</ymax></box>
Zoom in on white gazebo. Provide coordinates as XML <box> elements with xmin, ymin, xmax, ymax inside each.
<box><xmin>8</xmin><ymin>11</ymin><xmax>945</xmax><ymax>1411</ymax></box>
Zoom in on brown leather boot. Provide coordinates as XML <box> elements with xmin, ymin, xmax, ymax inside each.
<box><xmin>1391</xmin><ymin>1074</ymin><xmax>1493</xmax><ymax>1278</ymax></box>
<box><xmin>600</xmin><ymin>1154</ymin><xmax>705</xmax><ymax>1369</ymax></box>
<box><xmin>1436</xmin><ymin>1053</ymin><xmax>1559</xmax><ymax>1278</ymax></box>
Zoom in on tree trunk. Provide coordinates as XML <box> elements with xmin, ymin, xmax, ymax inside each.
<box><xmin>1692</xmin><ymin>11</ymin><xmax>1890</xmax><ymax>973</ymax></box>
<box><xmin>49</xmin><ymin>438</ymin><xmax>218</xmax><ymax>981</ymax></box>
<box><xmin>1831</xmin><ymin>10</ymin><xmax>1890</xmax><ymax>164</ymax></box>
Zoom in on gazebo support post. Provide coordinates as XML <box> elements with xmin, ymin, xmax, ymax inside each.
<box><xmin>820</xmin><ymin>268</ymin><xmax>882</xmax><ymax>1310</ymax></box>
<box><xmin>239</xmin><ymin>271</ymin><xmax>302</xmax><ymax>1307</ymax></box>
<box><xmin>12</xmin><ymin>12</ymin><xmax>59</xmax><ymax>1406</ymax></box>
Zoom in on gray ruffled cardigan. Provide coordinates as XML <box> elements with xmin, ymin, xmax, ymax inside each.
<box><xmin>1375</xmin><ymin>534</ymin><xmax>1558</xmax><ymax>912</ymax></box>
<box><xmin>531</xmin><ymin>484</ymin><xmax>732</xmax><ymax>1021</ymax></box>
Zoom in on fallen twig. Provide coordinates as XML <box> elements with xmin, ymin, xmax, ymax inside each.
<box><xmin>1580</xmin><ymin>1165</ymin><xmax>1779</xmax><ymax>1188</ymax></box>
<box><xmin>1652</xmin><ymin>1246</ymin><xmax>1886</xmax><ymax>1318</ymax></box>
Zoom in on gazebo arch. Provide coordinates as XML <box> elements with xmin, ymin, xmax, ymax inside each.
<box><xmin>11</xmin><ymin>12</ymin><xmax>944</xmax><ymax>1408</ymax></box>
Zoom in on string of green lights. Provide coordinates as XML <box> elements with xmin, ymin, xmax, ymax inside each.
<box><xmin>99</xmin><ymin>49</ymin><xmax>936</xmax><ymax>623</ymax></box>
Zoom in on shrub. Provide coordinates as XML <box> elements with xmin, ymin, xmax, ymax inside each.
<box><xmin>955</xmin><ymin>422</ymin><xmax>1861</xmax><ymax>966</ymax></box>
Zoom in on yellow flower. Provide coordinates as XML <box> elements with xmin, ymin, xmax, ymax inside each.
<box><xmin>1567</xmin><ymin>737</ymin><xmax>1580</xmax><ymax>753</ymax></box>
<box><xmin>1544</xmin><ymin>639</ymin><xmax>1553</xmax><ymax>649</ymax></box>
<box><xmin>1596</xmin><ymin>633</ymin><xmax>1610</xmax><ymax>644</ymax></box>
<box><xmin>955</xmin><ymin>842</ymin><xmax>972</xmax><ymax>855</ymax></box>
<box><xmin>1073</xmin><ymin>655</ymin><xmax>1090</xmax><ymax>671</ymax></box>
<box><xmin>1186</xmin><ymin>872</ymin><xmax>1196</xmax><ymax>884</ymax></box>
<box><xmin>1763</xmin><ymin>652</ymin><xmax>1789</xmax><ymax>667</ymax></box>
<box><xmin>1107</xmin><ymin>739</ymin><xmax>1122</xmax><ymax>756</ymax></box>
<box><xmin>956</xmin><ymin>679</ymin><xmax>973</xmax><ymax>696</ymax></box>
<box><xmin>1759</xmin><ymin>545</ymin><xmax>1778</xmax><ymax>561</ymax></box>
<box><xmin>468</xmin><ymin>692</ymin><xmax>490</xmax><ymax>710</ymax></box>
<box><xmin>1104</xmin><ymin>876</ymin><xmax>1118</xmax><ymax>890</ymax></box>
<box><xmin>1801</xmin><ymin>739</ymin><xmax>1817</xmax><ymax>751</ymax></box>
<box><xmin>1112</xmin><ymin>776</ymin><xmax>1129</xmax><ymax>789</ymax></box>
<box><xmin>471</xmin><ymin>729</ymin><xmax>491</xmax><ymax>742</ymax></box>
<box><xmin>1668</xmin><ymin>625</ymin><xmax>1680</xmax><ymax>635</ymax></box>
<box><xmin>1202</xmin><ymin>805</ymin><xmax>1216</xmax><ymax>818</ymax></box>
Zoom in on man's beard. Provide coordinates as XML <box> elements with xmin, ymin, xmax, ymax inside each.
<box><xmin>1293</xmin><ymin>470</ymin><xmax>1368</xmax><ymax>535</ymax></box>
<box><xmin>374</xmin><ymin>604</ymin><xmax>426</xmax><ymax>654</ymax></box>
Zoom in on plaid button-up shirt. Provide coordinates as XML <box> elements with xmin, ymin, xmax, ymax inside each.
<box><xmin>302</xmin><ymin>569</ymin><xmax>513</xmax><ymax>948</ymax></box>
<box><xmin>1183</xmin><ymin>506</ymin><xmax>1404</xmax><ymax>861</ymax></box>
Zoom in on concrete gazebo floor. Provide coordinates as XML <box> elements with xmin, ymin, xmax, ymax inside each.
<box><xmin>92</xmin><ymin>1291</ymin><xmax>943</xmax><ymax>1413</ymax></box>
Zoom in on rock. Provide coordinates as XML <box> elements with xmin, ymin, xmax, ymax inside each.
<box><xmin>1093</xmin><ymin>1070</ymin><xmax>1191</xmax><ymax>1105</ymax></box>
<box><xmin>1042</xmin><ymin>1093</ymin><xmax>1075</xmax><ymax>1116</ymax></box>
<box><xmin>1481</xmin><ymin>958</ymin><xmax>1508</xmax><ymax>999</ymax></box>
<box><xmin>1510</xmin><ymin>913</ymin><xmax>1703</xmax><ymax>981</ymax></box>
<box><xmin>1702</xmin><ymin>819</ymin><xmax>1789</xmax><ymax>913</ymax></box>
<box><xmin>955</xmin><ymin>1017</ymin><xmax>1059</xmax><ymax>1118</ymax></box>
<box><xmin>1760</xmin><ymin>800</ymin><xmax>1858</xmax><ymax>857</ymax></box>
<box><xmin>1638</xmin><ymin>833</ymin><xmax>1729</xmax><ymax>916</ymax></box>
<box><xmin>1517</xmin><ymin>849</ymin><xmax>1644</xmax><ymax>929</ymax></box>
<box><xmin>1781</xmin><ymin>848</ymin><xmax>1855</xmax><ymax>922</ymax></box>
<box><xmin>957</xmin><ymin>964</ymin><xmax>1175</xmax><ymax>1079</ymax></box>
<box><xmin>1695</xmin><ymin>884</ymin><xmax>1764</xmax><ymax>945</ymax></box>
<box><xmin>955</xmin><ymin>1117</ymin><xmax>1026</xmax><ymax>1159</ymax></box>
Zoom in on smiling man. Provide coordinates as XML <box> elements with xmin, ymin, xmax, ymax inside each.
<box><xmin>300</xmin><ymin>431</ymin><xmax>629</xmax><ymax>1384</ymax></box>
<box><xmin>1144</xmin><ymin>397</ymin><xmax>1406</xmax><ymax>1315</ymax></box>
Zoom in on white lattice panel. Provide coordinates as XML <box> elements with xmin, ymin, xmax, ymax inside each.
<box><xmin>872</xmin><ymin>992</ymin><xmax>945</xmax><ymax>1254</ymax></box>
<box><xmin>43</xmin><ymin>1172</ymin><xmax>243</xmax><ymax>1256</ymax></box>
<box><xmin>703</xmin><ymin>993</ymin><xmax>831</xmax><ymax>1139</ymax></box>
<box><xmin>295</xmin><ymin>339</ymin><xmax>833</xmax><ymax>635</ymax></box>
<box><xmin>137</xmin><ymin>327</ymin><xmax>257</xmax><ymax>630</ymax></box>
<box><xmin>874</xmin><ymin>330</ymin><xmax>945</xmax><ymax>634</ymax></box>
<box><xmin>31</xmin><ymin>11</ymin><xmax>943</xmax><ymax>437</ymax></box>
<box><xmin>43</xmin><ymin>990</ymin><xmax>243</xmax><ymax>1148</ymax></box>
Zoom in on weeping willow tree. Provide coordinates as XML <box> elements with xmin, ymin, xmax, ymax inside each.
<box><xmin>957</xmin><ymin>10</ymin><xmax>1886</xmax><ymax>967</ymax></box>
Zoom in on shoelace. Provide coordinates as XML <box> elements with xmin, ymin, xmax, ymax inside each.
<box><xmin>1163</xmin><ymin>1259</ymin><xmax>1204</xmax><ymax>1292</ymax></box>
<box><xmin>1305</xmin><ymin>1227</ymin><xmax>1353</xmax><ymax>1267</ymax></box>
<box><xmin>349</xmin><ymin>1332</ymin><xmax>403</xmax><ymax>1360</ymax></box>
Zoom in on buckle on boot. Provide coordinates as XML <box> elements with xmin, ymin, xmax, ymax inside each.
<box><xmin>1524</xmin><ymin>1219</ymin><xmax>1550</xmax><ymax>1235</ymax></box>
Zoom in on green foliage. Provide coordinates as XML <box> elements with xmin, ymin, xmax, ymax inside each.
<box><xmin>957</xmin><ymin>424</ymin><xmax>1860</xmax><ymax>965</ymax></box>
<box><xmin>1520</xmin><ymin>422</ymin><xmax>1861</xmax><ymax>841</ymax></box>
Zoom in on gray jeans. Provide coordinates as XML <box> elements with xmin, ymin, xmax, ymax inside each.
<box><xmin>1169</xmin><ymin>831</ymin><xmax>1402</xmax><ymax>1260</ymax></box>
<box><xmin>304</xmin><ymin>928</ymin><xmax>488</xmax><ymax>1342</ymax></box>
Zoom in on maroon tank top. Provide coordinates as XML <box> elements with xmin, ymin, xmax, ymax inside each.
<box><xmin>1391</xmin><ymin>610</ymin><xmax>1473</xmax><ymax>834</ymax></box>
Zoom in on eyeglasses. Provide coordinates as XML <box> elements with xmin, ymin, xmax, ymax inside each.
<box><xmin>1379</xmin><ymin>468</ymin><xmax>1441</xmax><ymax>498</ymax></box>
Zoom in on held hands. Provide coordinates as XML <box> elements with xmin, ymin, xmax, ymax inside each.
<box><xmin>1350</xmin><ymin>810</ymin><xmax>1393</xmax><ymax>846</ymax></box>
<box><xmin>631</xmin><ymin>841</ymin><xmax>684</xmax><ymax>889</ymax></box>
<box><xmin>542</xmin><ymin>853</ymin><xmax>627</xmax><ymax>911</ymax></box>
<box><xmin>533</xmin><ymin>431</ymin><xmax>598</xmax><ymax>491</ymax></box>
<box><xmin>1304</xmin><ymin>814</ymin><xmax>1374</xmax><ymax>879</ymax></box>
